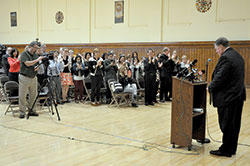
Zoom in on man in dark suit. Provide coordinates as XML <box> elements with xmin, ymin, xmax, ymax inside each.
<box><xmin>208</xmin><ymin>37</ymin><xmax>246</xmax><ymax>157</ymax></box>
<box><xmin>158</xmin><ymin>47</ymin><xmax>175</xmax><ymax>102</ymax></box>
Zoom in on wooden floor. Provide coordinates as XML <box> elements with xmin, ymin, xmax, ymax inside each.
<box><xmin>0</xmin><ymin>90</ymin><xmax>250</xmax><ymax>166</ymax></box>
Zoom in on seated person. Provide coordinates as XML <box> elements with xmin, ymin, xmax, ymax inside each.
<box><xmin>118</xmin><ymin>57</ymin><xmax>138</xmax><ymax>107</ymax></box>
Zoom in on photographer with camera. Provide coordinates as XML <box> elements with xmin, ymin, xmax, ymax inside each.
<box><xmin>104</xmin><ymin>52</ymin><xmax>118</xmax><ymax>104</ymax></box>
<box><xmin>18</xmin><ymin>41</ymin><xmax>45</xmax><ymax>119</ymax></box>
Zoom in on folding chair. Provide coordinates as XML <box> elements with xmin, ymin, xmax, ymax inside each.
<box><xmin>83</xmin><ymin>76</ymin><xmax>91</xmax><ymax>102</ymax></box>
<box><xmin>4</xmin><ymin>81</ymin><xmax>19</xmax><ymax>116</ymax></box>
<box><xmin>100</xmin><ymin>77</ymin><xmax>107</xmax><ymax>103</ymax></box>
<box><xmin>136</xmin><ymin>77</ymin><xmax>145</xmax><ymax>104</ymax></box>
<box><xmin>0</xmin><ymin>76</ymin><xmax>9</xmax><ymax>103</ymax></box>
<box><xmin>108</xmin><ymin>79</ymin><xmax>131</xmax><ymax>107</ymax></box>
<box><xmin>37</xmin><ymin>84</ymin><xmax>51</xmax><ymax>112</ymax></box>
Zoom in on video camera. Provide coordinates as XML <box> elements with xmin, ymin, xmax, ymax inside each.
<box><xmin>41</xmin><ymin>52</ymin><xmax>54</xmax><ymax>66</ymax></box>
<box><xmin>0</xmin><ymin>44</ymin><xmax>7</xmax><ymax>56</ymax></box>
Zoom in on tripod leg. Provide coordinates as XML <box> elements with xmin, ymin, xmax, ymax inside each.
<box><xmin>26</xmin><ymin>91</ymin><xmax>40</xmax><ymax>119</ymax></box>
<box><xmin>47</xmin><ymin>78</ymin><xmax>61</xmax><ymax>121</ymax></box>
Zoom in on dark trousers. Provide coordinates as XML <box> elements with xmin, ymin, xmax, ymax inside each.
<box><xmin>217</xmin><ymin>98</ymin><xmax>244</xmax><ymax>154</ymax></box>
<box><xmin>9</xmin><ymin>72</ymin><xmax>19</xmax><ymax>83</ymax></box>
<box><xmin>105</xmin><ymin>81</ymin><xmax>112</xmax><ymax>102</ymax></box>
<box><xmin>74</xmin><ymin>80</ymin><xmax>84</xmax><ymax>100</ymax></box>
<box><xmin>37</xmin><ymin>74</ymin><xmax>46</xmax><ymax>86</ymax></box>
<box><xmin>154</xmin><ymin>81</ymin><xmax>159</xmax><ymax>102</ymax></box>
<box><xmin>90</xmin><ymin>75</ymin><xmax>102</xmax><ymax>102</ymax></box>
<box><xmin>160</xmin><ymin>75</ymin><xmax>172</xmax><ymax>100</ymax></box>
<box><xmin>145</xmin><ymin>74</ymin><xmax>156</xmax><ymax>104</ymax></box>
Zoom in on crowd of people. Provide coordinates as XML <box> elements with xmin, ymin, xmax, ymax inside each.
<box><xmin>1</xmin><ymin>41</ymin><xmax>195</xmax><ymax>118</ymax></box>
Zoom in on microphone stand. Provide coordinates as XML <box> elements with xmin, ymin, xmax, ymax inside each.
<box><xmin>205</xmin><ymin>61</ymin><xmax>209</xmax><ymax>82</ymax></box>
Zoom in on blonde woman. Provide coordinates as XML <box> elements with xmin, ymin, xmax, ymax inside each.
<box><xmin>61</xmin><ymin>48</ymin><xmax>73</xmax><ymax>103</ymax></box>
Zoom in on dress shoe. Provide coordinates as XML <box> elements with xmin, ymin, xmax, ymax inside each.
<box><xmin>28</xmin><ymin>111</ymin><xmax>39</xmax><ymax>116</ymax></box>
<box><xmin>19</xmin><ymin>114</ymin><xmax>25</xmax><ymax>119</ymax></box>
<box><xmin>145</xmin><ymin>103</ymin><xmax>149</xmax><ymax>106</ymax></box>
<box><xmin>91</xmin><ymin>102</ymin><xmax>97</xmax><ymax>106</ymax></box>
<box><xmin>165</xmin><ymin>98</ymin><xmax>172</xmax><ymax>101</ymax></box>
<box><xmin>149</xmin><ymin>102</ymin><xmax>154</xmax><ymax>106</ymax></box>
<box><xmin>131</xmin><ymin>103</ymin><xmax>138</xmax><ymax>107</ymax></box>
<box><xmin>210</xmin><ymin>150</ymin><xmax>232</xmax><ymax>157</ymax></box>
<box><xmin>160</xmin><ymin>100</ymin><xmax>165</xmax><ymax>103</ymax></box>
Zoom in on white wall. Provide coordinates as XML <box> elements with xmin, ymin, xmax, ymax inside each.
<box><xmin>0</xmin><ymin>0</ymin><xmax>249</xmax><ymax>44</ymax></box>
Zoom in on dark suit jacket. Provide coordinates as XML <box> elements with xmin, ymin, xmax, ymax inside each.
<box><xmin>208</xmin><ymin>47</ymin><xmax>246</xmax><ymax>107</ymax></box>
<box><xmin>158</xmin><ymin>54</ymin><xmax>175</xmax><ymax>78</ymax></box>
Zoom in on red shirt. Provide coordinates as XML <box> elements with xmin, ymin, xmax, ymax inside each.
<box><xmin>8</xmin><ymin>57</ymin><xmax>20</xmax><ymax>73</ymax></box>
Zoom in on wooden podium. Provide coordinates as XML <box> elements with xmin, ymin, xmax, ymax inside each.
<box><xmin>171</xmin><ymin>77</ymin><xmax>207</xmax><ymax>150</ymax></box>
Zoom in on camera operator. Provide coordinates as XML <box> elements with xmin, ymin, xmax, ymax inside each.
<box><xmin>19</xmin><ymin>41</ymin><xmax>45</xmax><ymax>119</ymax></box>
<box><xmin>103</xmin><ymin>52</ymin><xmax>118</xmax><ymax>104</ymax></box>
<box><xmin>2</xmin><ymin>47</ymin><xmax>12</xmax><ymax>76</ymax></box>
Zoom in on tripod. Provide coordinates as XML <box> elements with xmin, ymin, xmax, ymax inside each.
<box><xmin>27</xmin><ymin>76</ymin><xmax>61</xmax><ymax>121</ymax></box>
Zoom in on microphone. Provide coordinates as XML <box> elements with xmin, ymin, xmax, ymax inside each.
<box><xmin>205</xmin><ymin>58</ymin><xmax>212</xmax><ymax>82</ymax></box>
<box><xmin>189</xmin><ymin>59</ymin><xmax>198</xmax><ymax>68</ymax></box>
<box><xmin>176</xmin><ymin>59</ymin><xmax>198</xmax><ymax>78</ymax></box>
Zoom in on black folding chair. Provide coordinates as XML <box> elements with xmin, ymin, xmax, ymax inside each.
<box><xmin>4</xmin><ymin>81</ymin><xmax>19</xmax><ymax>116</ymax></box>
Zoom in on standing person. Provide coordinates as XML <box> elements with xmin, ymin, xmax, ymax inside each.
<box><xmin>208</xmin><ymin>37</ymin><xmax>246</xmax><ymax>157</ymax></box>
<box><xmin>47</xmin><ymin>50</ymin><xmax>64</xmax><ymax>104</ymax></box>
<box><xmin>8</xmin><ymin>48</ymin><xmax>20</xmax><ymax>83</ymax></box>
<box><xmin>158</xmin><ymin>47</ymin><xmax>170</xmax><ymax>102</ymax></box>
<box><xmin>19</xmin><ymin>41</ymin><xmax>44</xmax><ymax>119</ymax></box>
<box><xmin>89</xmin><ymin>55</ymin><xmax>103</xmax><ymax>106</ymax></box>
<box><xmin>144</xmin><ymin>48</ymin><xmax>158</xmax><ymax>106</ymax></box>
<box><xmin>61</xmin><ymin>48</ymin><xmax>74</xmax><ymax>103</ymax></box>
<box><xmin>2</xmin><ymin>47</ymin><xmax>12</xmax><ymax>76</ymax></box>
<box><xmin>103</xmin><ymin>53</ymin><xmax>118</xmax><ymax>104</ymax></box>
<box><xmin>72</xmin><ymin>55</ymin><xmax>85</xmax><ymax>103</ymax></box>
<box><xmin>36</xmin><ymin>47</ymin><xmax>46</xmax><ymax>86</ymax></box>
